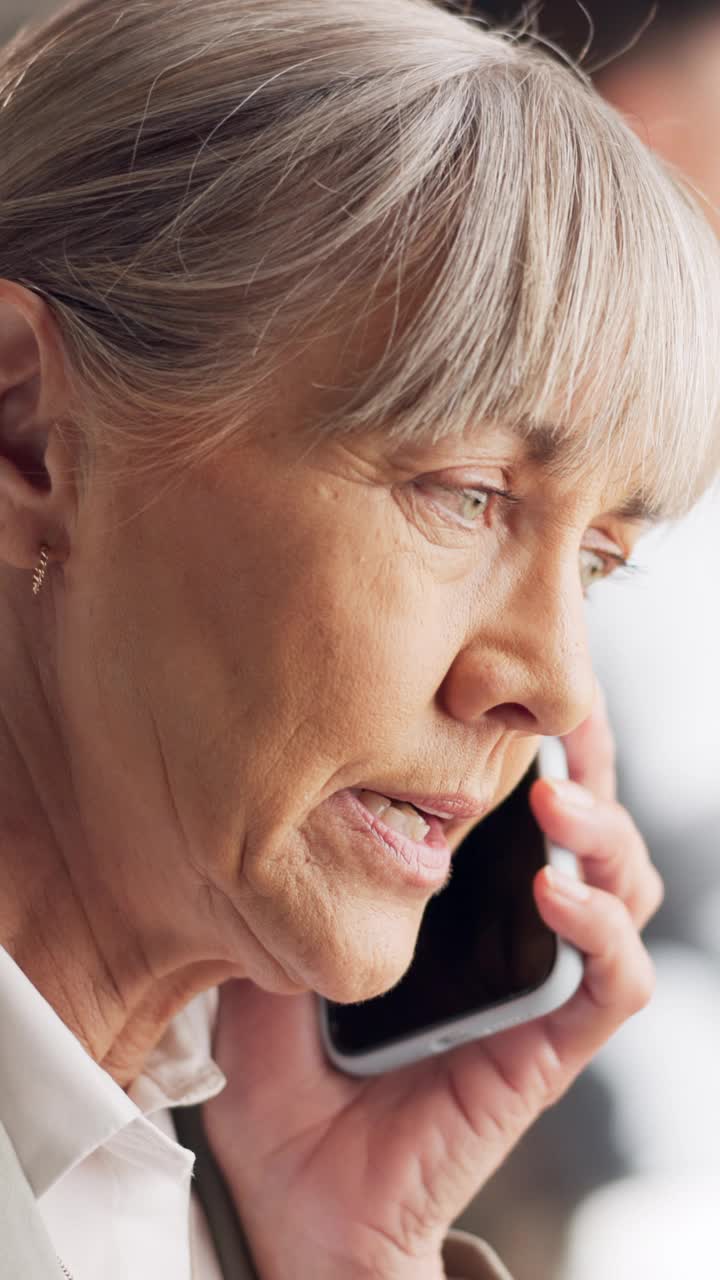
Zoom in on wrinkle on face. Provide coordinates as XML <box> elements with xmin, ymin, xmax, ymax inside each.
<box><xmin>2</xmin><ymin>306</ymin><xmax>663</xmax><ymax>1042</ymax></box>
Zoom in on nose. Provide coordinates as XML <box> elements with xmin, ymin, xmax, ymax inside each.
<box><xmin>439</xmin><ymin>565</ymin><xmax>596</xmax><ymax>739</ymax></box>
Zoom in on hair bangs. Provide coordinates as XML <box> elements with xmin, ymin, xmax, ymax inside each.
<box><xmin>3</xmin><ymin>0</ymin><xmax>720</xmax><ymax>510</ymax></box>
<box><xmin>323</xmin><ymin>51</ymin><xmax>720</xmax><ymax>521</ymax></box>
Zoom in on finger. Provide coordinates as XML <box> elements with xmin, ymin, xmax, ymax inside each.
<box><xmin>561</xmin><ymin>678</ymin><xmax>616</xmax><ymax>803</ymax></box>
<box><xmin>437</xmin><ymin>869</ymin><xmax>656</xmax><ymax>1161</ymax></box>
<box><xmin>529</xmin><ymin>778</ymin><xmax>665</xmax><ymax>930</ymax></box>
<box><xmin>533</xmin><ymin>866</ymin><xmax>656</xmax><ymax>1070</ymax></box>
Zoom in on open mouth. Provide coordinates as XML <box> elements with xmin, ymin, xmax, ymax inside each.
<box><xmin>347</xmin><ymin>788</ymin><xmax>454</xmax><ymax>855</ymax></box>
<box><xmin>328</xmin><ymin>787</ymin><xmax>468</xmax><ymax>888</ymax></box>
<box><xmin>353</xmin><ymin>790</ymin><xmax>437</xmax><ymax>843</ymax></box>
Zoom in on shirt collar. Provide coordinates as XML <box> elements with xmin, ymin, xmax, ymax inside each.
<box><xmin>0</xmin><ymin>946</ymin><xmax>227</xmax><ymax>1197</ymax></box>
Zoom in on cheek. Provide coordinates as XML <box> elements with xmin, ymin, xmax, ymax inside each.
<box><xmin>448</xmin><ymin>736</ymin><xmax>540</xmax><ymax>853</ymax></box>
<box><xmin>300</xmin><ymin>588</ymin><xmax>439</xmax><ymax>737</ymax></box>
<box><xmin>233</xmin><ymin>527</ymin><xmax>454</xmax><ymax>777</ymax></box>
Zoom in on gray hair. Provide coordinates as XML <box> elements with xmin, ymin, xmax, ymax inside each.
<box><xmin>2</xmin><ymin>0</ymin><xmax>720</xmax><ymax>514</ymax></box>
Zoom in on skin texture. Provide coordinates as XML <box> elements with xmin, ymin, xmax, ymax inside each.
<box><xmin>202</xmin><ymin>25</ymin><xmax>720</xmax><ymax>1279</ymax></box>
<box><xmin>0</xmin><ymin>277</ymin><xmax>663</xmax><ymax>1276</ymax></box>
<box><xmin>204</xmin><ymin>698</ymin><xmax>662</xmax><ymax>1280</ymax></box>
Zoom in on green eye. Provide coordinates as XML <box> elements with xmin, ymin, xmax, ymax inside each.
<box><xmin>414</xmin><ymin>479</ymin><xmax>517</xmax><ymax>531</ymax></box>
<box><xmin>458</xmin><ymin>489</ymin><xmax>492</xmax><ymax>522</ymax></box>
<box><xmin>579</xmin><ymin>548</ymin><xmax>608</xmax><ymax>591</ymax></box>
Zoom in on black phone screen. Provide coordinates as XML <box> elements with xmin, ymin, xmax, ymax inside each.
<box><xmin>325</xmin><ymin>760</ymin><xmax>556</xmax><ymax>1057</ymax></box>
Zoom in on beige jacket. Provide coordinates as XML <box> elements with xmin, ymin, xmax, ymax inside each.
<box><xmin>0</xmin><ymin>1109</ymin><xmax>514</xmax><ymax>1280</ymax></box>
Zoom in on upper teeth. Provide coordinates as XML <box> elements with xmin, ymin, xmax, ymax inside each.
<box><xmin>358</xmin><ymin>791</ymin><xmax>431</xmax><ymax>841</ymax></box>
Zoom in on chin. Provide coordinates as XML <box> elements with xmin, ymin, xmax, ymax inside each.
<box><xmin>280</xmin><ymin>915</ymin><xmax>418</xmax><ymax>1006</ymax></box>
<box><xmin>242</xmin><ymin>843</ymin><xmax>429</xmax><ymax>1003</ymax></box>
<box><xmin>322</xmin><ymin>942</ymin><xmax>417</xmax><ymax>1006</ymax></box>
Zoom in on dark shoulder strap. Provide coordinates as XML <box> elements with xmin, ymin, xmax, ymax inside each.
<box><xmin>171</xmin><ymin>1103</ymin><xmax>260</xmax><ymax>1280</ymax></box>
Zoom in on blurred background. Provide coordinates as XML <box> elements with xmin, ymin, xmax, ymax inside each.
<box><xmin>3</xmin><ymin>1</ymin><xmax>719</xmax><ymax>1276</ymax></box>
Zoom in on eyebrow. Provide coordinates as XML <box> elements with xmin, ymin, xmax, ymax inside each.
<box><xmin>515</xmin><ymin>420</ymin><xmax>664</xmax><ymax>526</ymax></box>
<box><xmin>608</xmin><ymin>494</ymin><xmax>662</xmax><ymax>525</ymax></box>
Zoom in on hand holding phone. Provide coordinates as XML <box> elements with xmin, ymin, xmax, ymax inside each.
<box><xmin>203</xmin><ymin>700</ymin><xmax>660</xmax><ymax>1280</ymax></box>
<box><xmin>320</xmin><ymin>738</ymin><xmax>583</xmax><ymax>1075</ymax></box>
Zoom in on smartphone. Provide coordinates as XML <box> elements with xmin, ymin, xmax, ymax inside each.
<box><xmin>319</xmin><ymin>737</ymin><xmax>583</xmax><ymax>1076</ymax></box>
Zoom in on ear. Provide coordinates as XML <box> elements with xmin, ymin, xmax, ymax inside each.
<box><xmin>0</xmin><ymin>280</ymin><xmax>78</xmax><ymax>571</ymax></box>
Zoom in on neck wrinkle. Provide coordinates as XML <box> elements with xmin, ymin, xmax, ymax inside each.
<box><xmin>0</xmin><ymin>572</ymin><xmax>240</xmax><ymax>1089</ymax></box>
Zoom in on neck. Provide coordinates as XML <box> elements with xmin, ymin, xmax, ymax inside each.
<box><xmin>0</xmin><ymin>571</ymin><xmax>236</xmax><ymax>1087</ymax></box>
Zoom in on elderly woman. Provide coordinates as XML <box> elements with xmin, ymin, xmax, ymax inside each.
<box><xmin>1</xmin><ymin>1</ymin><xmax>718</xmax><ymax>1278</ymax></box>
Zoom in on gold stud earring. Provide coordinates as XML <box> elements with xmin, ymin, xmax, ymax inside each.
<box><xmin>31</xmin><ymin>545</ymin><xmax>51</xmax><ymax>597</ymax></box>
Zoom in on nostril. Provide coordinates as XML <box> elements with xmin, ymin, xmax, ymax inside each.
<box><xmin>486</xmin><ymin>702</ymin><xmax>539</xmax><ymax>733</ymax></box>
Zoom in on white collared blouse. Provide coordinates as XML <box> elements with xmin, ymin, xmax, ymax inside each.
<box><xmin>0</xmin><ymin>946</ymin><xmax>512</xmax><ymax>1280</ymax></box>
<box><xmin>0</xmin><ymin>946</ymin><xmax>226</xmax><ymax>1280</ymax></box>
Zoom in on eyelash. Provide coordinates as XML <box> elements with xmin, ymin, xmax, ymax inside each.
<box><xmin>585</xmin><ymin>551</ymin><xmax>643</xmax><ymax>584</ymax></box>
<box><xmin>419</xmin><ymin>482</ymin><xmax>643</xmax><ymax>589</ymax></box>
<box><xmin>567</xmin><ymin>545</ymin><xmax>645</xmax><ymax>597</ymax></box>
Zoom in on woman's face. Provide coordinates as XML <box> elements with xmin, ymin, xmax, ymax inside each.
<box><xmin>59</xmin><ymin>370</ymin><xmax>649</xmax><ymax>1004</ymax></box>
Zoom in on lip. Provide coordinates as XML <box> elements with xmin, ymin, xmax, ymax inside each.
<box><xmin>328</xmin><ymin>788</ymin><xmax>454</xmax><ymax>890</ymax></box>
<box><xmin>361</xmin><ymin>790</ymin><xmax>490</xmax><ymax>823</ymax></box>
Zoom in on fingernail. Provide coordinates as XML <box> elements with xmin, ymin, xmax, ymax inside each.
<box><xmin>545</xmin><ymin>779</ymin><xmax>595</xmax><ymax>810</ymax></box>
<box><xmin>544</xmin><ymin>866</ymin><xmax>591</xmax><ymax>902</ymax></box>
